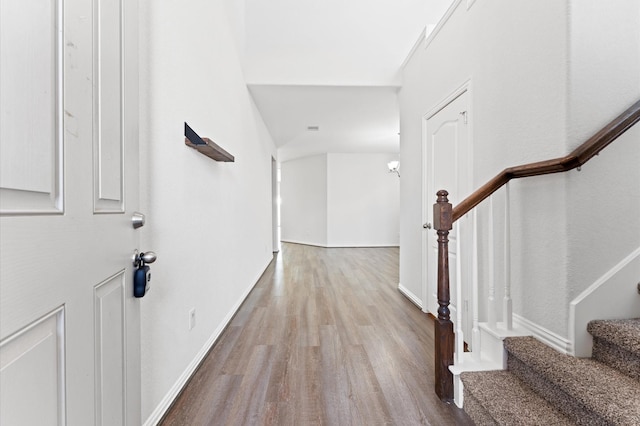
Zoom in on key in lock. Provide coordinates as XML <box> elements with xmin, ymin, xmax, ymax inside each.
<box><xmin>133</xmin><ymin>251</ymin><xmax>156</xmax><ymax>298</ymax></box>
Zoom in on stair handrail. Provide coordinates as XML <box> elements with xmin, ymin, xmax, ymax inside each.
<box><xmin>452</xmin><ymin>99</ymin><xmax>640</xmax><ymax>222</ymax></box>
<box><xmin>433</xmin><ymin>98</ymin><xmax>640</xmax><ymax>402</ymax></box>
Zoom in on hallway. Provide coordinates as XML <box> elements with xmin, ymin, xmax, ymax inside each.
<box><xmin>161</xmin><ymin>243</ymin><xmax>473</xmax><ymax>425</ymax></box>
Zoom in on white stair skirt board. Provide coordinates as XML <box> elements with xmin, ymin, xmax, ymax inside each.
<box><xmin>450</xmin><ymin>352</ymin><xmax>503</xmax><ymax>408</ymax></box>
<box><xmin>448</xmin><ymin>322</ymin><xmax>530</xmax><ymax>408</ymax></box>
<box><xmin>512</xmin><ymin>314</ymin><xmax>572</xmax><ymax>355</ymax></box>
<box><xmin>478</xmin><ymin>322</ymin><xmax>530</xmax><ymax>366</ymax></box>
<box><xmin>570</xmin><ymin>247</ymin><xmax>640</xmax><ymax>357</ymax></box>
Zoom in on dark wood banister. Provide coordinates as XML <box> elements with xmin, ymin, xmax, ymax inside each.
<box><xmin>452</xmin><ymin>99</ymin><xmax>640</xmax><ymax>223</ymax></box>
<box><xmin>433</xmin><ymin>98</ymin><xmax>640</xmax><ymax>402</ymax></box>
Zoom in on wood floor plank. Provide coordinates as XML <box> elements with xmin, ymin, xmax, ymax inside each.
<box><xmin>225</xmin><ymin>345</ymin><xmax>274</xmax><ymax>425</ymax></box>
<box><xmin>293</xmin><ymin>346</ymin><xmax>324</xmax><ymax>424</ymax></box>
<box><xmin>319</xmin><ymin>325</ymin><xmax>357</xmax><ymax>425</ymax></box>
<box><xmin>220</xmin><ymin>307</ymin><xmax>268</xmax><ymax>375</ymax></box>
<box><xmin>344</xmin><ymin>343</ymin><xmax>394</xmax><ymax>425</ymax></box>
<box><xmin>264</xmin><ymin>315</ymin><xmax>298</xmax><ymax>404</ymax></box>
<box><xmin>160</xmin><ymin>243</ymin><xmax>473</xmax><ymax>425</ymax></box>
<box><xmin>161</xmin><ymin>374</ymin><xmax>244</xmax><ymax>425</ymax></box>
<box><xmin>360</xmin><ymin>323</ymin><xmax>433</xmax><ymax>425</ymax></box>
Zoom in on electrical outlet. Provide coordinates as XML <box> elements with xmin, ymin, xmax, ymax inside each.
<box><xmin>189</xmin><ymin>308</ymin><xmax>196</xmax><ymax>330</ymax></box>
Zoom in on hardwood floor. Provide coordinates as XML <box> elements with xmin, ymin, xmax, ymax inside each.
<box><xmin>161</xmin><ymin>243</ymin><xmax>473</xmax><ymax>425</ymax></box>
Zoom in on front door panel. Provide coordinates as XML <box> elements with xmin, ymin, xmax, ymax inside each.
<box><xmin>0</xmin><ymin>0</ymin><xmax>140</xmax><ymax>424</ymax></box>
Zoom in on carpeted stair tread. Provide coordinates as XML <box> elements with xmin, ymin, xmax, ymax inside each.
<box><xmin>460</xmin><ymin>370</ymin><xmax>573</xmax><ymax>425</ymax></box>
<box><xmin>505</xmin><ymin>336</ymin><xmax>640</xmax><ymax>425</ymax></box>
<box><xmin>587</xmin><ymin>318</ymin><xmax>640</xmax><ymax>354</ymax></box>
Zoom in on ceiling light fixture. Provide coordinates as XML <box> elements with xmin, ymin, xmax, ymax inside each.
<box><xmin>307</xmin><ymin>126</ymin><xmax>319</xmax><ymax>131</ymax></box>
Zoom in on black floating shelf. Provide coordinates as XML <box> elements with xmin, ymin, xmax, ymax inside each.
<box><xmin>184</xmin><ymin>122</ymin><xmax>235</xmax><ymax>162</ymax></box>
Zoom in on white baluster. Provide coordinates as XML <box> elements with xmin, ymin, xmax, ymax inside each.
<box><xmin>472</xmin><ymin>209</ymin><xmax>481</xmax><ymax>361</ymax></box>
<box><xmin>455</xmin><ymin>220</ymin><xmax>464</xmax><ymax>364</ymax></box>
<box><xmin>504</xmin><ymin>182</ymin><xmax>513</xmax><ymax>330</ymax></box>
<box><xmin>487</xmin><ymin>195</ymin><xmax>496</xmax><ymax>328</ymax></box>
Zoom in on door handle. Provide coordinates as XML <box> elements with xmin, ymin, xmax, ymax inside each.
<box><xmin>423</xmin><ymin>222</ymin><xmax>432</xmax><ymax>229</ymax></box>
<box><xmin>133</xmin><ymin>250</ymin><xmax>157</xmax><ymax>267</ymax></box>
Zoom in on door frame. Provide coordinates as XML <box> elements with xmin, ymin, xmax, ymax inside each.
<box><xmin>272</xmin><ymin>156</ymin><xmax>280</xmax><ymax>252</ymax></box>
<box><xmin>421</xmin><ymin>80</ymin><xmax>473</xmax><ymax>320</ymax></box>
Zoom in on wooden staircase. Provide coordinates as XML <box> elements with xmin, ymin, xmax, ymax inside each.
<box><xmin>461</xmin><ymin>319</ymin><xmax>640</xmax><ymax>425</ymax></box>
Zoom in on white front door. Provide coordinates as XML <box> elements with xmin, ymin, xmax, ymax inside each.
<box><xmin>0</xmin><ymin>0</ymin><xmax>141</xmax><ymax>424</ymax></box>
<box><xmin>422</xmin><ymin>89</ymin><xmax>471</xmax><ymax>335</ymax></box>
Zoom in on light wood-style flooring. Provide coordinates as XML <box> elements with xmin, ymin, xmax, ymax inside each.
<box><xmin>161</xmin><ymin>243</ymin><xmax>473</xmax><ymax>425</ymax></box>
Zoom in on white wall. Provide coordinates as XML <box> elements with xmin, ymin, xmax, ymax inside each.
<box><xmin>138</xmin><ymin>0</ymin><xmax>277</xmax><ymax>423</ymax></box>
<box><xmin>327</xmin><ymin>153</ymin><xmax>400</xmax><ymax>247</ymax></box>
<box><xmin>565</xmin><ymin>0</ymin><xmax>640</xmax><ymax>302</ymax></box>
<box><xmin>280</xmin><ymin>153</ymin><xmax>400</xmax><ymax>247</ymax></box>
<box><xmin>399</xmin><ymin>0</ymin><xmax>640</xmax><ymax>342</ymax></box>
<box><xmin>222</xmin><ymin>0</ymin><xmax>247</xmax><ymax>70</ymax></box>
<box><xmin>400</xmin><ymin>0</ymin><xmax>570</xmax><ymax>333</ymax></box>
<box><xmin>280</xmin><ymin>154</ymin><xmax>328</xmax><ymax>246</ymax></box>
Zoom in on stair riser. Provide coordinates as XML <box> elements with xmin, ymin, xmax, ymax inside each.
<box><xmin>462</xmin><ymin>389</ymin><xmax>498</xmax><ymax>426</ymax></box>
<box><xmin>506</xmin><ymin>355</ymin><xmax>607</xmax><ymax>426</ymax></box>
<box><xmin>592</xmin><ymin>337</ymin><xmax>640</xmax><ymax>381</ymax></box>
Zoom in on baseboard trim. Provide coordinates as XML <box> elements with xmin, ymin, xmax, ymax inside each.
<box><xmin>398</xmin><ymin>283</ymin><xmax>423</xmax><ymax>309</ymax></box>
<box><xmin>327</xmin><ymin>244</ymin><xmax>400</xmax><ymax>248</ymax></box>
<box><xmin>281</xmin><ymin>240</ymin><xmax>400</xmax><ymax>249</ymax></box>
<box><xmin>280</xmin><ymin>239</ymin><xmax>327</xmax><ymax>248</ymax></box>
<box><xmin>513</xmin><ymin>314</ymin><xmax>572</xmax><ymax>355</ymax></box>
<box><xmin>142</xmin><ymin>256</ymin><xmax>274</xmax><ymax>426</ymax></box>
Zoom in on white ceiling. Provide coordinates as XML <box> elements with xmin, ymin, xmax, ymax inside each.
<box><xmin>226</xmin><ymin>0</ymin><xmax>453</xmax><ymax>161</ymax></box>
<box><xmin>249</xmin><ymin>85</ymin><xmax>400</xmax><ymax>162</ymax></box>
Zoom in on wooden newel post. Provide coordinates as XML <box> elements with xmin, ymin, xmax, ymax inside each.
<box><xmin>433</xmin><ymin>189</ymin><xmax>454</xmax><ymax>401</ymax></box>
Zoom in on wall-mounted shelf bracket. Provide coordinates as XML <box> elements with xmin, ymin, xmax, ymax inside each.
<box><xmin>184</xmin><ymin>122</ymin><xmax>235</xmax><ymax>162</ymax></box>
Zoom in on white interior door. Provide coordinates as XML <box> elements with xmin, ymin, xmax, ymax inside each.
<box><xmin>422</xmin><ymin>89</ymin><xmax>471</xmax><ymax>335</ymax></box>
<box><xmin>0</xmin><ymin>0</ymin><xmax>141</xmax><ymax>424</ymax></box>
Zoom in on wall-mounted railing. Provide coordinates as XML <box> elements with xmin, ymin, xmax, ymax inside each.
<box><xmin>433</xmin><ymin>99</ymin><xmax>640</xmax><ymax>401</ymax></box>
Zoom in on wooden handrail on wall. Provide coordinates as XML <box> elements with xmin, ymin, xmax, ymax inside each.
<box><xmin>433</xmin><ymin>98</ymin><xmax>640</xmax><ymax>402</ymax></box>
<box><xmin>452</xmin><ymin>99</ymin><xmax>640</xmax><ymax>222</ymax></box>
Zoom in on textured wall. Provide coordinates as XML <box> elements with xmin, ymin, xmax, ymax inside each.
<box><xmin>399</xmin><ymin>0</ymin><xmax>640</xmax><ymax>341</ymax></box>
<box><xmin>565</xmin><ymin>0</ymin><xmax>640</xmax><ymax>302</ymax></box>
<box><xmin>399</xmin><ymin>0</ymin><xmax>570</xmax><ymax>333</ymax></box>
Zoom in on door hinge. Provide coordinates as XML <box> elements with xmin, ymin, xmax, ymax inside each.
<box><xmin>460</xmin><ymin>111</ymin><xmax>468</xmax><ymax>124</ymax></box>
